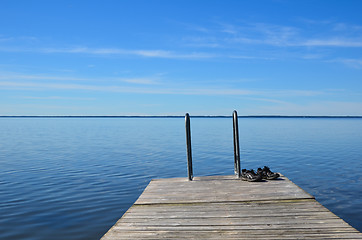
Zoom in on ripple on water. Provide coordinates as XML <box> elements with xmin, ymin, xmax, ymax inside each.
<box><xmin>0</xmin><ymin>117</ymin><xmax>361</xmax><ymax>239</ymax></box>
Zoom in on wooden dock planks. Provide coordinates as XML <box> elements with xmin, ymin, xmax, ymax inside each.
<box><xmin>101</xmin><ymin>175</ymin><xmax>362</xmax><ymax>239</ymax></box>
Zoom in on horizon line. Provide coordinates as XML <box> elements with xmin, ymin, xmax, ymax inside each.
<box><xmin>1</xmin><ymin>115</ymin><xmax>362</xmax><ymax>118</ymax></box>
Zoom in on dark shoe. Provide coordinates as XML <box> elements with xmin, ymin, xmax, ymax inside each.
<box><xmin>257</xmin><ymin>166</ymin><xmax>280</xmax><ymax>180</ymax></box>
<box><xmin>241</xmin><ymin>169</ymin><xmax>262</xmax><ymax>182</ymax></box>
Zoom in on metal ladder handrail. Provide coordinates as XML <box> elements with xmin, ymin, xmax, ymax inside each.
<box><xmin>233</xmin><ymin>110</ymin><xmax>241</xmax><ymax>178</ymax></box>
<box><xmin>185</xmin><ymin>113</ymin><xmax>193</xmax><ymax>181</ymax></box>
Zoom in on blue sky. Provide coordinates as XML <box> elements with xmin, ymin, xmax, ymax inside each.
<box><xmin>1</xmin><ymin>0</ymin><xmax>362</xmax><ymax>116</ymax></box>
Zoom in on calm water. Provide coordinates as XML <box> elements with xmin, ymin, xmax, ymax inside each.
<box><xmin>0</xmin><ymin>117</ymin><xmax>361</xmax><ymax>239</ymax></box>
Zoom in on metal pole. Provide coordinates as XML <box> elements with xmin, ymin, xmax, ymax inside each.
<box><xmin>185</xmin><ymin>113</ymin><xmax>193</xmax><ymax>181</ymax></box>
<box><xmin>233</xmin><ymin>110</ymin><xmax>241</xmax><ymax>178</ymax></box>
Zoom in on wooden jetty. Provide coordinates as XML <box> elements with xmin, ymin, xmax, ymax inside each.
<box><xmin>101</xmin><ymin>174</ymin><xmax>362</xmax><ymax>239</ymax></box>
<box><xmin>101</xmin><ymin>112</ymin><xmax>361</xmax><ymax>239</ymax></box>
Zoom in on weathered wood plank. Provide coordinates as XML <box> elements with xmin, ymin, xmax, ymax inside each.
<box><xmin>135</xmin><ymin>175</ymin><xmax>313</xmax><ymax>205</ymax></box>
<box><xmin>102</xmin><ymin>230</ymin><xmax>362</xmax><ymax>240</ymax></box>
<box><xmin>101</xmin><ymin>175</ymin><xmax>362</xmax><ymax>239</ymax></box>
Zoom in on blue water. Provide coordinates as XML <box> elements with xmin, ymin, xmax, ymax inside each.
<box><xmin>0</xmin><ymin>117</ymin><xmax>361</xmax><ymax>239</ymax></box>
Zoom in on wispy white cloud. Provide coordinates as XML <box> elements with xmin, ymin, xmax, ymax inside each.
<box><xmin>229</xmin><ymin>55</ymin><xmax>276</xmax><ymax>60</ymax></box>
<box><xmin>329</xmin><ymin>58</ymin><xmax>362</xmax><ymax>69</ymax></box>
<box><xmin>185</xmin><ymin>22</ymin><xmax>300</xmax><ymax>47</ymax></box>
<box><xmin>0</xmin><ymin>35</ymin><xmax>37</xmax><ymax>42</ymax></box>
<box><xmin>131</xmin><ymin>49</ymin><xmax>215</xmax><ymax>59</ymax></box>
<box><xmin>182</xmin><ymin>36</ymin><xmax>221</xmax><ymax>48</ymax></box>
<box><xmin>265</xmin><ymin>89</ymin><xmax>324</xmax><ymax>97</ymax></box>
<box><xmin>332</xmin><ymin>22</ymin><xmax>362</xmax><ymax>33</ymax></box>
<box><xmin>0</xmin><ymin>80</ymin><xmax>254</xmax><ymax>95</ymax></box>
<box><xmin>185</xmin><ymin>21</ymin><xmax>362</xmax><ymax>49</ymax></box>
<box><xmin>219</xmin><ymin>23</ymin><xmax>239</xmax><ymax>35</ymax></box>
<box><xmin>297</xmin><ymin>18</ymin><xmax>333</xmax><ymax>26</ymax></box>
<box><xmin>251</xmin><ymin>23</ymin><xmax>300</xmax><ymax>46</ymax></box>
<box><xmin>121</xmin><ymin>77</ymin><xmax>160</xmax><ymax>85</ymax></box>
<box><xmin>0</xmin><ymin>37</ymin><xmax>14</xmax><ymax>42</ymax></box>
<box><xmin>301</xmin><ymin>39</ymin><xmax>362</xmax><ymax>47</ymax></box>
<box><xmin>17</xmin><ymin>96</ymin><xmax>95</xmax><ymax>100</ymax></box>
<box><xmin>243</xmin><ymin>97</ymin><xmax>289</xmax><ymax>104</ymax></box>
<box><xmin>0</xmin><ymin>46</ymin><xmax>216</xmax><ymax>59</ymax></box>
<box><xmin>2</xmin><ymin>20</ymin><xmax>362</xmax><ymax>69</ymax></box>
<box><xmin>0</xmin><ymin>79</ymin><xmax>326</xmax><ymax>97</ymax></box>
<box><xmin>0</xmin><ymin>73</ymin><xmax>90</xmax><ymax>81</ymax></box>
<box><xmin>230</xmin><ymin>27</ymin><xmax>362</xmax><ymax>48</ymax></box>
<box><xmin>301</xmin><ymin>54</ymin><xmax>325</xmax><ymax>60</ymax></box>
<box><xmin>0</xmin><ymin>73</ymin><xmax>163</xmax><ymax>85</ymax></box>
<box><xmin>0</xmin><ymin>70</ymin><xmax>328</xmax><ymax>97</ymax></box>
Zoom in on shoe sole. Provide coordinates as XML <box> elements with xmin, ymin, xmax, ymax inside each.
<box><xmin>241</xmin><ymin>177</ymin><xmax>262</xmax><ymax>182</ymax></box>
<box><xmin>265</xmin><ymin>174</ymin><xmax>280</xmax><ymax>180</ymax></box>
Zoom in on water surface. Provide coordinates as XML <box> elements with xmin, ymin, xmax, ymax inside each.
<box><xmin>0</xmin><ymin>117</ymin><xmax>361</xmax><ymax>239</ymax></box>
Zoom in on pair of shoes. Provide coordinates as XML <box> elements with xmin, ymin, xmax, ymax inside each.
<box><xmin>257</xmin><ymin>166</ymin><xmax>280</xmax><ymax>180</ymax></box>
<box><xmin>241</xmin><ymin>166</ymin><xmax>280</xmax><ymax>182</ymax></box>
<box><xmin>241</xmin><ymin>169</ymin><xmax>262</xmax><ymax>182</ymax></box>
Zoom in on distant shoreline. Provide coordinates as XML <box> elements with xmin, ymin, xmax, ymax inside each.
<box><xmin>1</xmin><ymin>115</ymin><xmax>362</xmax><ymax>118</ymax></box>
